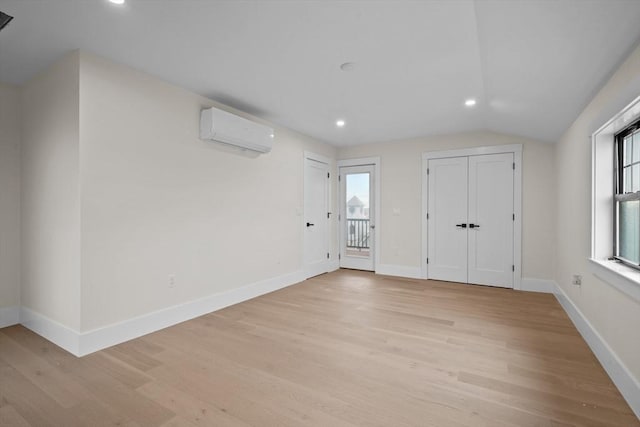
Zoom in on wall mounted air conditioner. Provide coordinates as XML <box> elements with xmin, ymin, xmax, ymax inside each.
<box><xmin>200</xmin><ymin>107</ymin><xmax>274</xmax><ymax>154</ymax></box>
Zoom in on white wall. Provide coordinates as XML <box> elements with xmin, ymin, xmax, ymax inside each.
<box><xmin>556</xmin><ymin>43</ymin><xmax>640</xmax><ymax>382</ymax></box>
<box><xmin>78</xmin><ymin>53</ymin><xmax>336</xmax><ymax>332</ymax></box>
<box><xmin>20</xmin><ymin>52</ymin><xmax>82</xmax><ymax>330</ymax></box>
<box><xmin>338</xmin><ymin>131</ymin><xmax>556</xmax><ymax>281</ymax></box>
<box><xmin>0</xmin><ymin>83</ymin><xmax>21</xmax><ymax>312</ymax></box>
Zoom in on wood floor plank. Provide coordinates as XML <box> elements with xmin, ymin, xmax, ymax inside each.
<box><xmin>0</xmin><ymin>363</ymin><xmax>77</xmax><ymax>426</ymax></box>
<box><xmin>0</xmin><ymin>333</ymin><xmax>90</xmax><ymax>409</ymax></box>
<box><xmin>137</xmin><ymin>380</ymin><xmax>252</xmax><ymax>427</ymax></box>
<box><xmin>68</xmin><ymin>399</ymin><xmax>141</xmax><ymax>427</ymax></box>
<box><xmin>0</xmin><ymin>405</ymin><xmax>31</xmax><ymax>427</ymax></box>
<box><xmin>0</xmin><ymin>270</ymin><xmax>636</xmax><ymax>426</ymax></box>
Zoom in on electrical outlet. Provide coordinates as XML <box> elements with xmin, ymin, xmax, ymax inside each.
<box><xmin>168</xmin><ymin>274</ymin><xmax>176</xmax><ymax>288</ymax></box>
<box><xmin>571</xmin><ymin>274</ymin><xmax>582</xmax><ymax>286</ymax></box>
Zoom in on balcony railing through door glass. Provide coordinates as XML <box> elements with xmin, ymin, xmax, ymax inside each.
<box><xmin>346</xmin><ymin>218</ymin><xmax>370</xmax><ymax>257</ymax></box>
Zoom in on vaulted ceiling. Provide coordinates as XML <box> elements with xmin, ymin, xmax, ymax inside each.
<box><xmin>2</xmin><ymin>0</ymin><xmax>640</xmax><ymax>146</ymax></box>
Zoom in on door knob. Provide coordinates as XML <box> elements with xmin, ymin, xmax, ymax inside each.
<box><xmin>455</xmin><ymin>223</ymin><xmax>467</xmax><ymax>228</ymax></box>
<box><xmin>306</xmin><ymin>222</ymin><xmax>315</xmax><ymax>227</ymax></box>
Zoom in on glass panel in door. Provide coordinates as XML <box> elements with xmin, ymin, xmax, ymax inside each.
<box><xmin>340</xmin><ymin>165</ymin><xmax>374</xmax><ymax>271</ymax></box>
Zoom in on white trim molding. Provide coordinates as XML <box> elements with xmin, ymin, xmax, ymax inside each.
<box><xmin>20</xmin><ymin>307</ymin><xmax>81</xmax><ymax>355</ymax></box>
<box><xmin>0</xmin><ymin>306</ymin><xmax>20</xmax><ymax>329</ymax></box>
<box><xmin>375</xmin><ymin>264</ymin><xmax>422</xmax><ymax>279</ymax></box>
<box><xmin>553</xmin><ymin>282</ymin><xmax>640</xmax><ymax>419</ymax></box>
<box><xmin>421</xmin><ymin>144</ymin><xmax>523</xmax><ymax>289</ymax></box>
<box><xmin>303</xmin><ymin>150</ymin><xmax>332</xmax><ymax>166</ymax></box>
<box><xmin>19</xmin><ymin>270</ymin><xmax>306</xmax><ymax>357</ymax></box>
<box><xmin>588</xmin><ymin>258</ymin><xmax>640</xmax><ymax>303</ymax></box>
<box><xmin>80</xmin><ymin>269</ymin><xmax>306</xmax><ymax>356</ymax></box>
<box><xmin>591</xmin><ymin>95</ymin><xmax>640</xmax><ymax>266</ymax></box>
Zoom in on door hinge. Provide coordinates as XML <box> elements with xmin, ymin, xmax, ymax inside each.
<box><xmin>327</xmin><ymin>252</ymin><xmax>330</xmax><ymax>259</ymax></box>
<box><xmin>327</xmin><ymin>172</ymin><xmax>330</xmax><ymax>179</ymax></box>
<box><xmin>512</xmin><ymin>213</ymin><xmax>515</xmax><ymax>221</ymax></box>
<box><xmin>426</xmin><ymin>213</ymin><xmax>429</xmax><ymax>220</ymax></box>
<box><xmin>426</xmin><ymin>258</ymin><xmax>429</xmax><ymax>264</ymax></box>
<box><xmin>338</xmin><ymin>253</ymin><xmax>341</xmax><ymax>260</ymax></box>
<box><xmin>512</xmin><ymin>265</ymin><xmax>515</xmax><ymax>272</ymax></box>
<box><xmin>338</xmin><ymin>175</ymin><xmax>341</xmax><ymax>181</ymax></box>
<box><xmin>427</xmin><ymin>168</ymin><xmax>430</xmax><ymax>175</ymax></box>
<box><xmin>512</xmin><ymin>162</ymin><xmax>515</xmax><ymax>170</ymax></box>
<box><xmin>327</xmin><ymin>212</ymin><xmax>331</xmax><ymax>219</ymax></box>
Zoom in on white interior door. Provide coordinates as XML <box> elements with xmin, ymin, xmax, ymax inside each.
<box><xmin>427</xmin><ymin>153</ymin><xmax>514</xmax><ymax>288</ymax></box>
<box><xmin>427</xmin><ymin>157</ymin><xmax>468</xmax><ymax>282</ymax></box>
<box><xmin>340</xmin><ymin>165</ymin><xmax>375</xmax><ymax>271</ymax></box>
<box><xmin>468</xmin><ymin>153</ymin><xmax>514</xmax><ymax>288</ymax></box>
<box><xmin>303</xmin><ymin>157</ymin><xmax>330</xmax><ymax>278</ymax></box>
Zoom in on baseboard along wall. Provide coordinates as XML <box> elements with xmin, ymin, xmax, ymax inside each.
<box><xmin>4</xmin><ymin>267</ymin><xmax>639</xmax><ymax>419</ymax></box>
<box><xmin>15</xmin><ymin>270</ymin><xmax>306</xmax><ymax>357</ymax></box>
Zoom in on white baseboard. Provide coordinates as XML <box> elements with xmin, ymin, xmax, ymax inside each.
<box><xmin>78</xmin><ymin>269</ymin><xmax>306</xmax><ymax>356</ymax></box>
<box><xmin>553</xmin><ymin>282</ymin><xmax>640</xmax><ymax>419</ymax></box>
<box><xmin>375</xmin><ymin>264</ymin><xmax>422</xmax><ymax>279</ymax></box>
<box><xmin>0</xmin><ymin>306</ymin><xmax>20</xmax><ymax>329</ymax></box>
<box><xmin>520</xmin><ymin>277</ymin><xmax>557</xmax><ymax>293</ymax></box>
<box><xmin>20</xmin><ymin>307</ymin><xmax>80</xmax><ymax>355</ymax></box>
<box><xmin>18</xmin><ymin>270</ymin><xmax>306</xmax><ymax>357</ymax></box>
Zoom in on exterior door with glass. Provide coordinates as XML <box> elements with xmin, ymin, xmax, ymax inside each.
<box><xmin>339</xmin><ymin>165</ymin><xmax>375</xmax><ymax>271</ymax></box>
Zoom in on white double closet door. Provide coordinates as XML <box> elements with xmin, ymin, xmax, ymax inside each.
<box><xmin>427</xmin><ymin>153</ymin><xmax>514</xmax><ymax>288</ymax></box>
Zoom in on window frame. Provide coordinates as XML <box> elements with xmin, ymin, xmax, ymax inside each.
<box><xmin>613</xmin><ymin>119</ymin><xmax>640</xmax><ymax>270</ymax></box>
<box><xmin>591</xmin><ymin>93</ymin><xmax>640</xmax><ymax>304</ymax></box>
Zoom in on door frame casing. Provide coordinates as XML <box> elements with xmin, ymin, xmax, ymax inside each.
<box><xmin>337</xmin><ymin>157</ymin><xmax>381</xmax><ymax>272</ymax></box>
<box><xmin>421</xmin><ymin>144</ymin><xmax>523</xmax><ymax>290</ymax></box>
<box><xmin>339</xmin><ymin>164</ymin><xmax>375</xmax><ymax>271</ymax></box>
<box><xmin>303</xmin><ymin>151</ymin><xmax>333</xmax><ymax>278</ymax></box>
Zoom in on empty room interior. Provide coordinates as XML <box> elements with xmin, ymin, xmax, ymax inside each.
<box><xmin>1</xmin><ymin>0</ymin><xmax>640</xmax><ymax>426</ymax></box>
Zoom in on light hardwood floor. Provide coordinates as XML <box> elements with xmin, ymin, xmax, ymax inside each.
<box><xmin>0</xmin><ymin>269</ymin><xmax>638</xmax><ymax>426</ymax></box>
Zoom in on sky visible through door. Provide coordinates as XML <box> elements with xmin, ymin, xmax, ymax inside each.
<box><xmin>346</xmin><ymin>173</ymin><xmax>370</xmax><ymax>218</ymax></box>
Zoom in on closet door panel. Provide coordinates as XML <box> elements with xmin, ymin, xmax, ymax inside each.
<box><xmin>427</xmin><ymin>157</ymin><xmax>468</xmax><ymax>283</ymax></box>
<box><xmin>468</xmin><ymin>153</ymin><xmax>514</xmax><ymax>288</ymax></box>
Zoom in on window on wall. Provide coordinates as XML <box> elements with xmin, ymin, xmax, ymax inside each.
<box><xmin>592</xmin><ymin>95</ymin><xmax>640</xmax><ymax>300</ymax></box>
<box><xmin>615</xmin><ymin>120</ymin><xmax>640</xmax><ymax>268</ymax></box>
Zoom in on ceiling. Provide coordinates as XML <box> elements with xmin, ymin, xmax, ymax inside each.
<box><xmin>1</xmin><ymin>0</ymin><xmax>640</xmax><ymax>146</ymax></box>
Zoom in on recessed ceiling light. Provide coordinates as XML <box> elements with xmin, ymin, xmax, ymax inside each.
<box><xmin>109</xmin><ymin>0</ymin><xmax>125</xmax><ymax>5</ymax></box>
<box><xmin>465</xmin><ymin>99</ymin><xmax>477</xmax><ymax>107</ymax></box>
<box><xmin>336</xmin><ymin>119</ymin><xmax>346</xmax><ymax>128</ymax></box>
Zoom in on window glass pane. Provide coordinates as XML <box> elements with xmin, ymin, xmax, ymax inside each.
<box><xmin>634</xmin><ymin>164</ymin><xmax>640</xmax><ymax>193</ymax></box>
<box><xmin>624</xmin><ymin>166</ymin><xmax>632</xmax><ymax>193</ymax></box>
<box><xmin>634</xmin><ymin>131</ymin><xmax>640</xmax><ymax>163</ymax></box>
<box><xmin>624</xmin><ymin>135</ymin><xmax>633</xmax><ymax>165</ymax></box>
<box><xmin>618</xmin><ymin>200</ymin><xmax>639</xmax><ymax>264</ymax></box>
<box><xmin>345</xmin><ymin>173</ymin><xmax>370</xmax><ymax>255</ymax></box>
